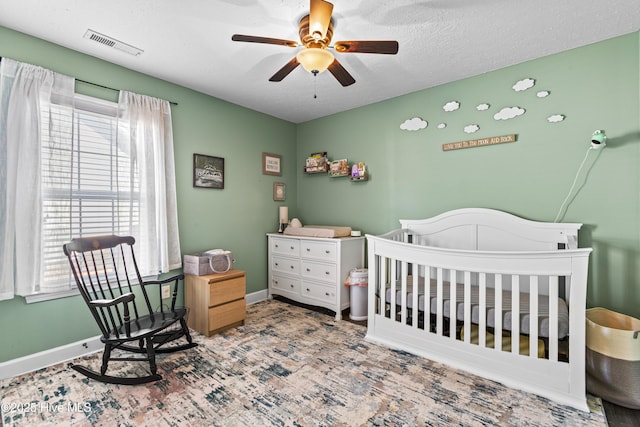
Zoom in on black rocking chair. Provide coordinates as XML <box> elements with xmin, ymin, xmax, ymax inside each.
<box><xmin>63</xmin><ymin>235</ymin><xmax>197</xmax><ymax>385</ymax></box>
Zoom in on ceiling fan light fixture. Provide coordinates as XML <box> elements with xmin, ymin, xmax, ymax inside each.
<box><xmin>296</xmin><ymin>48</ymin><xmax>334</xmax><ymax>74</ymax></box>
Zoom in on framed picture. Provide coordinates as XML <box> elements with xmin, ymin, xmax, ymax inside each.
<box><xmin>262</xmin><ymin>152</ymin><xmax>281</xmax><ymax>176</ymax></box>
<box><xmin>273</xmin><ymin>182</ymin><xmax>286</xmax><ymax>201</ymax></box>
<box><xmin>193</xmin><ymin>153</ymin><xmax>224</xmax><ymax>189</ymax></box>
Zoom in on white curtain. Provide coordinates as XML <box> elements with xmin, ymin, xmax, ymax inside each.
<box><xmin>0</xmin><ymin>58</ymin><xmax>75</xmax><ymax>300</ymax></box>
<box><xmin>117</xmin><ymin>91</ymin><xmax>181</xmax><ymax>276</ymax></box>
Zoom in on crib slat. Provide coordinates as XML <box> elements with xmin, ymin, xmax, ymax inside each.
<box><xmin>463</xmin><ymin>271</ymin><xmax>471</xmax><ymax>344</ymax></box>
<box><xmin>511</xmin><ymin>275</ymin><xmax>520</xmax><ymax>355</ymax></box>
<box><xmin>380</xmin><ymin>256</ymin><xmax>387</xmax><ymax>317</ymax></box>
<box><xmin>425</xmin><ymin>267</ymin><xmax>432</xmax><ymax>333</ymax></box>
<box><xmin>436</xmin><ymin>267</ymin><xmax>443</xmax><ymax>336</ymax></box>
<box><xmin>548</xmin><ymin>276</ymin><xmax>559</xmax><ymax>361</ymax></box>
<box><xmin>390</xmin><ymin>258</ymin><xmax>397</xmax><ymax>321</ymax></box>
<box><xmin>402</xmin><ymin>262</ymin><xmax>409</xmax><ymax>324</ymax></box>
<box><xmin>530</xmin><ymin>275</ymin><xmax>539</xmax><ymax>358</ymax></box>
<box><xmin>479</xmin><ymin>273</ymin><xmax>487</xmax><ymax>349</ymax></box>
<box><xmin>495</xmin><ymin>274</ymin><xmax>503</xmax><ymax>351</ymax></box>
<box><xmin>450</xmin><ymin>269</ymin><xmax>457</xmax><ymax>339</ymax></box>
<box><xmin>411</xmin><ymin>263</ymin><xmax>419</xmax><ymax>329</ymax></box>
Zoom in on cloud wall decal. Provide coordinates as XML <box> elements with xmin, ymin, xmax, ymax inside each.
<box><xmin>464</xmin><ymin>124</ymin><xmax>480</xmax><ymax>134</ymax></box>
<box><xmin>547</xmin><ymin>114</ymin><xmax>566</xmax><ymax>123</ymax></box>
<box><xmin>494</xmin><ymin>106</ymin><xmax>526</xmax><ymax>120</ymax></box>
<box><xmin>443</xmin><ymin>101</ymin><xmax>460</xmax><ymax>112</ymax></box>
<box><xmin>512</xmin><ymin>78</ymin><xmax>536</xmax><ymax>92</ymax></box>
<box><xmin>400</xmin><ymin>117</ymin><xmax>428</xmax><ymax>131</ymax></box>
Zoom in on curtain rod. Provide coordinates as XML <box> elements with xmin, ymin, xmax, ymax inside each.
<box><xmin>76</xmin><ymin>79</ymin><xmax>178</xmax><ymax>106</ymax></box>
<box><xmin>0</xmin><ymin>57</ymin><xmax>178</xmax><ymax>106</ymax></box>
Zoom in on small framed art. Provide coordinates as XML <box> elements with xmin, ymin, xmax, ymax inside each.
<box><xmin>262</xmin><ymin>152</ymin><xmax>281</xmax><ymax>176</ymax></box>
<box><xmin>273</xmin><ymin>182</ymin><xmax>286</xmax><ymax>201</ymax></box>
<box><xmin>193</xmin><ymin>153</ymin><xmax>224</xmax><ymax>189</ymax></box>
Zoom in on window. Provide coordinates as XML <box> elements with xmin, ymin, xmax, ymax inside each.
<box><xmin>33</xmin><ymin>94</ymin><xmax>142</xmax><ymax>300</ymax></box>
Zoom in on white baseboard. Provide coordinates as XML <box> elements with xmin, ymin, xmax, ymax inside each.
<box><xmin>0</xmin><ymin>289</ymin><xmax>270</xmax><ymax>381</ymax></box>
<box><xmin>0</xmin><ymin>336</ymin><xmax>102</xmax><ymax>381</ymax></box>
<box><xmin>246</xmin><ymin>289</ymin><xmax>268</xmax><ymax>305</ymax></box>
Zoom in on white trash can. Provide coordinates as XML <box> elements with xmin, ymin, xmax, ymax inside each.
<box><xmin>345</xmin><ymin>268</ymin><xmax>368</xmax><ymax>321</ymax></box>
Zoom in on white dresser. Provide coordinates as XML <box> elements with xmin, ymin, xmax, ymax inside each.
<box><xmin>267</xmin><ymin>233</ymin><xmax>365</xmax><ymax>320</ymax></box>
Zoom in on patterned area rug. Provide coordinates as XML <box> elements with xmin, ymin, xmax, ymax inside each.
<box><xmin>2</xmin><ymin>300</ymin><xmax>606</xmax><ymax>426</ymax></box>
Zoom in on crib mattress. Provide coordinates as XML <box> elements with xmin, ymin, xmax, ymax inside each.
<box><xmin>384</xmin><ymin>279</ymin><xmax>569</xmax><ymax>339</ymax></box>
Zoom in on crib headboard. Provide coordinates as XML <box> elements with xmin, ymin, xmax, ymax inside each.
<box><xmin>399</xmin><ymin>208</ymin><xmax>582</xmax><ymax>251</ymax></box>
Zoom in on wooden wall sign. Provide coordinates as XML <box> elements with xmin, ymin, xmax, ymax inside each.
<box><xmin>442</xmin><ymin>134</ymin><xmax>516</xmax><ymax>151</ymax></box>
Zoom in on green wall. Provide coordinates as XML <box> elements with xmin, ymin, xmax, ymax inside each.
<box><xmin>1</xmin><ymin>25</ymin><xmax>639</xmax><ymax>364</ymax></box>
<box><xmin>296</xmin><ymin>32</ymin><xmax>640</xmax><ymax>319</ymax></box>
<box><xmin>0</xmin><ymin>26</ymin><xmax>297</xmax><ymax>362</ymax></box>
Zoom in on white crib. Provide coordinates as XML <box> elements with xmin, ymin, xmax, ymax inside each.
<box><xmin>365</xmin><ymin>208</ymin><xmax>592</xmax><ymax>411</ymax></box>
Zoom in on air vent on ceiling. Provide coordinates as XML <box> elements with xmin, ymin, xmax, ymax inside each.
<box><xmin>83</xmin><ymin>29</ymin><xmax>143</xmax><ymax>56</ymax></box>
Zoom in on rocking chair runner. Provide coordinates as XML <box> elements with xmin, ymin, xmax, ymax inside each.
<box><xmin>63</xmin><ymin>235</ymin><xmax>197</xmax><ymax>385</ymax></box>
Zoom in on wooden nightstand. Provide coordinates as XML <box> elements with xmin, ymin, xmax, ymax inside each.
<box><xmin>185</xmin><ymin>269</ymin><xmax>246</xmax><ymax>336</ymax></box>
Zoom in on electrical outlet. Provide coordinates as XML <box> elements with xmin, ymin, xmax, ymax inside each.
<box><xmin>161</xmin><ymin>284</ymin><xmax>171</xmax><ymax>299</ymax></box>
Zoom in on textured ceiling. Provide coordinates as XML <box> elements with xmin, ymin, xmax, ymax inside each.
<box><xmin>0</xmin><ymin>0</ymin><xmax>639</xmax><ymax>123</ymax></box>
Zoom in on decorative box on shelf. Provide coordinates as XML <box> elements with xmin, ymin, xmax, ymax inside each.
<box><xmin>350</xmin><ymin>162</ymin><xmax>368</xmax><ymax>182</ymax></box>
<box><xmin>305</xmin><ymin>151</ymin><xmax>328</xmax><ymax>174</ymax></box>
<box><xmin>329</xmin><ymin>159</ymin><xmax>350</xmax><ymax>177</ymax></box>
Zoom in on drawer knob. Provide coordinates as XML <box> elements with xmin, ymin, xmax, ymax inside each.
<box><xmin>290</xmin><ymin>284</ymin><xmax>294</xmax><ymax>288</ymax></box>
<box><xmin>325</xmin><ymin>292</ymin><xmax>330</xmax><ymax>296</ymax></box>
<box><xmin>275</xmin><ymin>262</ymin><xmax>279</xmax><ymax>266</ymax></box>
<box><xmin>325</xmin><ymin>271</ymin><xmax>330</xmax><ymax>275</ymax></box>
<box><xmin>325</xmin><ymin>250</ymin><xmax>330</xmax><ymax>254</ymax></box>
<box><xmin>306</xmin><ymin>288</ymin><xmax>310</xmax><ymax>292</ymax></box>
<box><xmin>290</xmin><ymin>246</ymin><xmax>294</xmax><ymax>250</ymax></box>
<box><xmin>290</xmin><ymin>265</ymin><xmax>294</xmax><ymax>269</ymax></box>
<box><xmin>306</xmin><ymin>268</ymin><xmax>310</xmax><ymax>272</ymax></box>
<box><xmin>275</xmin><ymin>244</ymin><xmax>279</xmax><ymax>248</ymax></box>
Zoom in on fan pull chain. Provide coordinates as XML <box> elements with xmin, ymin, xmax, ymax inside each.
<box><xmin>313</xmin><ymin>70</ymin><xmax>318</xmax><ymax>99</ymax></box>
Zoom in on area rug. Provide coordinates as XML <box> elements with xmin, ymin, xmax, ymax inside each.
<box><xmin>1</xmin><ymin>299</ymin><xmax>606</xmax><ymax>426</ymax></box>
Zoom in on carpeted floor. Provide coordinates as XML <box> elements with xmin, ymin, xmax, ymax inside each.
<box><xmin>1</xmin><ymin>299</ymin><xmax>607</xmax><ymax>426</ymax></box>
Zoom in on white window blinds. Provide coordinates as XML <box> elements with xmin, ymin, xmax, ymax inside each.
<box><xmin>40</xmin><ymin>95</ymin><xmax>140</xmax><ymax>291</ymax></box>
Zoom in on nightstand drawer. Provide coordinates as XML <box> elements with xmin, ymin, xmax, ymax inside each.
<box><xmin>209</xmin><ymin>298</ymin><xmax>245</xmax><ymax>332</ymax></box>
<box><xmin>209</xmin><ymin>276</ymin><xmax>245</xmax><ymax>306</ymax></box>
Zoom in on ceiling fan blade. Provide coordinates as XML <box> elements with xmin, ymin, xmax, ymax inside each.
<box><xmin>334</xmin><ymin>40</ymin><xmax>399</xmax><ymax>54</ymax></box>
<box><xmin>309</xmin><ymin>0</ymin><xmax>334</xmax><ymax>39</ymax></box>
<box><xmin>269</xmin><ymin>57</ymin><xmax>301</xmax><ymax>82</ymax></box>
<box><xmin>327</xmin><ymin>59</ymin><xmax>355</xmax><ymax>87</ymax></box>
<box><xmin>232</xmin><ymin>34</ymin><xmax>298</xmax><ymax>48</ymax></box>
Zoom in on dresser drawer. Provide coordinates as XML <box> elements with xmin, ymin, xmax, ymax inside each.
<box><xmin>301</xmin><ymin>240</ymin><xmax>337</xmax><ymax>262</ymax></box>
<box><xmin>272</xmin><ymin>256</ymin><xmax>300</xmax><ymax>275</ymax></box>
<box><xmin>271</xmin><ymin>274</ymin><xmax>300</xmax><ymax>293</ymax></box>
<box><xmin>208</xmin><ymin>298</ymin><xmax>245</xmax><ymax>332</ymax></box>
<box><xmin>270</xmin><ymin>238</ymin><xmax>300</xmax><ymax>257</ymax></box>
<box><xmin>301</xmin><ymin>260</ymin><xmax>336</xmax><ymax>283</ymax></box>
<box><xmin>301</xmin><ymin>281</ymin><xmax>335</xmax><ymax>304</ymax></box>
<box><xmin>209</xmin><ymin>276</ymin><xmax>245</xmax><ymax>306</ymax></box>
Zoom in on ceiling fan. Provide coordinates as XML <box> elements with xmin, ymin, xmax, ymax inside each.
<box><xmin>231</xmin><ymin>0</ymin><xmax>399</xmax><ymax>87</ymax></box>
